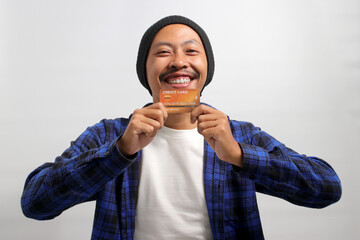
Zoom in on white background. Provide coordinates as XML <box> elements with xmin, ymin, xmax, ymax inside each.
<box><xmin>1</xmin><ymin>0</ymin><xmax>359</xmax><ymax>239</ymax></box>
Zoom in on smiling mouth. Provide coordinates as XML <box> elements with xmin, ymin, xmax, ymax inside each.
<box><xmin>160</xmin><ymin>70</ymin><xmax>199</xmax><ymax>88</ymax></box>
<box><xmin>166</xmin><ymin>77</ymin><xmax>191</xmax><ymax>84</ymax></box>
<box><xmin>163</xmin><ymin>76</ymin><xmax>193</xmax><ymax>89</ymax></box>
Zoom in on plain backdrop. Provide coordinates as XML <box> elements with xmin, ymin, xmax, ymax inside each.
<box><xmin>1</xmin><ymin>0</ymin><xmax>359</xmax><ymax>239</ymax></box>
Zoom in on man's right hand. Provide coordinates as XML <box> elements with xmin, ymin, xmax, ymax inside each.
<box><xmin>116</xmin><ymin>102</ymin><xmax>168</xmax><ymax>157</ymax></box>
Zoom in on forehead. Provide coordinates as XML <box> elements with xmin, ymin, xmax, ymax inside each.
<box><xmin>152</xmin><ymin>24</ymin><xmax>203</xmax><ymax>46</ymax></box>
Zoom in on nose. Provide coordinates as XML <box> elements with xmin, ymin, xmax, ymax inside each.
<box><xmin>169</xmin><ymin>52</ymin><xmax>189</xmax><ymax>69</ymax></box>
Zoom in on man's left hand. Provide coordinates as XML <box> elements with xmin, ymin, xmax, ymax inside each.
<box><xmin>191</xmin><ymin>105</ymin><xmax>243</xmax><ymax>167</ymax></box>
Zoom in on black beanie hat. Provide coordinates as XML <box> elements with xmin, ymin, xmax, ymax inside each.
<box><xmin>136</xmin><ymin>15</ymin><xmax>215</xmax><ymax>95</ymax></box>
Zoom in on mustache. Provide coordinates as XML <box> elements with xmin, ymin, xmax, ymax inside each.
<box><xmin>159</xmin><ymin>69</ymin><xmax>200</xmax><ymax>81</ymax></box>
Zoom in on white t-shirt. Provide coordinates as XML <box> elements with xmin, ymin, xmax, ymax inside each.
<box><xmin>134</xmin><ymin>126</ymin><xmax>213</xmax><ymax>240</ymax></box>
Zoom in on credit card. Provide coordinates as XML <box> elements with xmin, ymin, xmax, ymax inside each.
<box><xmin>160</xmin><ymin>89</ymin><xmax>200</xmax><ymax>113</ymax></box>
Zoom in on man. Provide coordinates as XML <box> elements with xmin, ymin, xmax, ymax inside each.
<box><xmin>21</xmin><ymin>15</ymin><xmax>342</xmax><ymax>240</ymax></box>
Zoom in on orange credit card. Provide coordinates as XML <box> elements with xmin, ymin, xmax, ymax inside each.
<box><xmin>160</xmin><ymin>89</ymin><xmax>200</xmax><ymax>113</ymax></box>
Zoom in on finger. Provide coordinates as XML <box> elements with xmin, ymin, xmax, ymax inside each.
<box><xmin>130</xmin><ymin>110</ymin><xmax>163</xmax><ymax>134</ymax></box>
<box><xmin>197</xmin><ymin>113</ymin><xmax>221</xmax><ymax>123</ymax></box>
<box><xmin>144</xmin><ymin>103</ymin><xmax>168</xmax><ymax>124</ymax></box>
<box><xmin>127</xmin><ymin>117</ymin><xmax>155</xmax><ymax>135</ymax></box>
<box><xmin>157</xmin><ymin>102</ymin><xmax>168</xmax><ymax>122</ymax></box>
<box><xmin>144</xmin><ymin>102</ymin><xmax>164</xmax><ymax>110</ymax></box>
<box><xmin>136</xmin><ymin>121</ymin><xmax>156</xmax><ymax>136</ymax></box>
<box><xmin>203</xmin><ymin>121</ymin><xmax>233</xmax><ymax>145</ymax></box>
<box><xmin>140</xmin><ymin>108</ymin><xmax>166</xmax><ymax>128</ymax></box>
<box><xmin>139</xmin><ymin>114</ymin><xmax>163</xmax><ymax>131</ymax></box>
<box><xmin>201</xmin><ymin>125</ymin><xmax>221</xmax><ymax>142</ymax></box>
<box><xmin>190</xmin><ymin>104</ymin><xmax>214</xmax><ymax>123</ymax></box>
<box><xmin>197</xmin><ymin>120</ymin><xmax>218</xmax><ymax>135</ymax></box>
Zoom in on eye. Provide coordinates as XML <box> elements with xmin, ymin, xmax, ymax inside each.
<box><xmin>186</xmin><ymin>49</ymin><xmax>199</xmax><ymax>55</ymax></box>
<box><xmin>157</xmin><ymin>50</ymin><xmax>169</xmax><ymax>54</ymax></box>
<box><xmin>155</xmin><ymin>49</ymin><xmax>171</xmax><ymax>56</ymax></box>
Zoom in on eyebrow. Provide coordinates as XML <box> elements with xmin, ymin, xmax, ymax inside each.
<box><xmin>151</xmin><ymin>39</ymin><xmax>202</xmax><ymax>49</ymax></box>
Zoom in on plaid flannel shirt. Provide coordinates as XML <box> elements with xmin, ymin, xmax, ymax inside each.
<box><xmin>21</xmin><ymin>111</ymin><xmax>341</xmax><ymax>239</ymax></box>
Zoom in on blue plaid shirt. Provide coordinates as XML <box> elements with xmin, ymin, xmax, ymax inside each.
<box><xmin>21</xmin><ymin>111</ymin><xmax>341</xmax><ymax>239</ymax></box>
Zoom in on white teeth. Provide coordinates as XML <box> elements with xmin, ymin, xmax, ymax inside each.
<box><xmin>168</xmin><ymin>78</ymin><xmax>190</xmax><ymax>84</ymax></box>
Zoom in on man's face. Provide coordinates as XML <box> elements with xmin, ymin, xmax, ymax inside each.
<box><xmin>146</xmin><ymin>24</ymin><xmax>208</xmax><ymax>102</ymax></box>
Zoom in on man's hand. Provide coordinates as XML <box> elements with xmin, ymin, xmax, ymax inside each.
<box><xmin>117</xmin><ymin>102</ymin><xmax>168</xmax><ymax>157</ymax></box>
<box><xmin>191</xmin><ymin>105</ymin><xmax>243</xmax><ymax>167</ymax></box>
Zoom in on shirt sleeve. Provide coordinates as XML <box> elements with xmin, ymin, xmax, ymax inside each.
<box><xmin>233</xmin><ymin>121</ymin><xmax>342</xmax><ymax>208</ymax></box>
<box><xmin>21</xmin><ymin>119</ymin><xmax>137</xmax><ymax>220</ymax></box>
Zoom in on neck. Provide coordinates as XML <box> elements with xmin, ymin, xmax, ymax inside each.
<box><xmin>164</xmin><ymin>113</ymin><xmax>197</xmax><ymax>130</ymax></box>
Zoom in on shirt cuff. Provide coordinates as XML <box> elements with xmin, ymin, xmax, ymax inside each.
<box><xmin>98</xmin><ymin>135</ymin><xmax>138</xmax><ymax>177</ymax></box>
<box><xmin>234</xmin><ymin>143</ymin><xmax>269</xmax><ymax>180</ymax></box>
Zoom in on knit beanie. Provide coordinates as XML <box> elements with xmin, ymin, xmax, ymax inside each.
<box><xmin>136</xmin><ymin>15</ymin><xmax>215</xmax><ymax>95</ymax></box>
